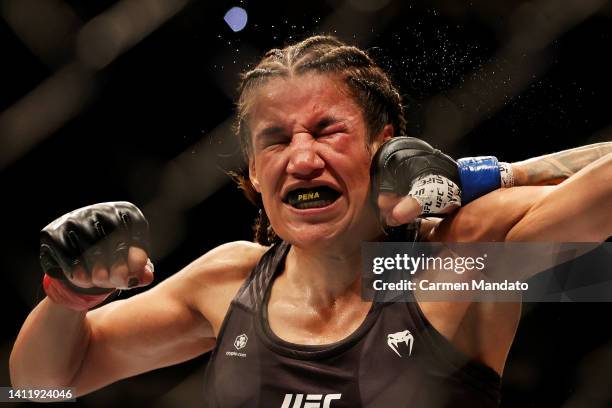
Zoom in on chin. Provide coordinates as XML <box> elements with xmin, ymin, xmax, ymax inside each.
<box><xmin>268</xmin><ymin>197</ymin><xmax>379</xmax><ymax>251</ymax></box>
<box><xmin>278</xmin><ymin>221</ymin><xmax>367</xmax><ymax>253</ymax></box>
<box><xmin>282</xmin><ymin>224</ymin><xmax>340</xmax><ymax>246</ymax></box>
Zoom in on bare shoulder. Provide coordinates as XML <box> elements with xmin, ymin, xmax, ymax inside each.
<box><xmin>185</xmin><ymin>240</ymin><xmax>269</xmax><ymax>283</ymax></box>
<box><xmin>150</xmin><ymin>240</ymin><xmax>268</xmax><ymax>296</ymax></box>
<box><xmin>178</xmin><ymin>240</ymin><xmax>269</xmax><ymax>335</ymax></box>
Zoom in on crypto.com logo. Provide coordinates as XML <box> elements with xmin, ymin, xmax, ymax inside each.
<box><xmin>234</xmin><ymin>334</ymin><xmax>248</xmax><ymax>350</ymax></box>
<box><xmin>280</xmin><ymin>393</ymin><xmax>342</xmax><ymax>408</ymax></box>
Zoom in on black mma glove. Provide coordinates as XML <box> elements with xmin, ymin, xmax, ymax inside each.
<box><xmin>40</xmin><ymin>202</ymin><xmax>149</xmax><ymax>295</ymax></box>
<box><xmin>371</xmin><ymin>136</ymin><xmax>461</xmax><ymax>217</ymax></box>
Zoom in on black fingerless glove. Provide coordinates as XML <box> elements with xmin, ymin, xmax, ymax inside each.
<box><xmin>40</xmin><ymin>202</ymin><xmax>149</xmax><ymax>295</ymax></box>
<box><xmin>370</xmin><ymin>136</ymin><xmax>460</xmax><ymax>198</ymax></box>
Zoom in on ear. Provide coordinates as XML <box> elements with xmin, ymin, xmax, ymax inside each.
<box><xmin>381</xmin><ymin>124</ymin><xmax>394</xmax><ymax>142</ymax></box>
<box><xmin>370</xmin><ymin>124</ymin><xmax>395</xmax><ymax>153</ymax></box>
<box><xmin>249</xmin><ymin>158</ymin><xmax>261</xmax><ymax>193</ymax></box>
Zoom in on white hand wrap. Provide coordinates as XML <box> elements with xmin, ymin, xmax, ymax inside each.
<box><xmin>408</xmin><ymin>174</ymin><xmax>462</xmax><ymax>215</ymax></box>
<box><xmin>499</xmin><ymin>162</ymin><xmax>515</xmax><ymax>188</ymax></box>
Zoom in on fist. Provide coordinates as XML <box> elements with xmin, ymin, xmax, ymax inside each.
<box><xmin>371</xmin><ymin>137</ymin><xmax>461</xmax><ymax>227</ymax></box>
<box><xmin>40</xmin><ymin>202</ymin><xmax>154</xmax><ymax>294</ymax></box>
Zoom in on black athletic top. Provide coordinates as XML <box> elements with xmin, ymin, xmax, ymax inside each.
<box><xmin>202</xmin><ymin>241</ymin><xmax>501</xmax><ymax>407</ymax></box>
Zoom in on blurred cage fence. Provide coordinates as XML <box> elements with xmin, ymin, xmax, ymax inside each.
<box><xmin>1</xmin><ymin>0</ymin><xmax>612</xmax><ymax>407</ymax></box>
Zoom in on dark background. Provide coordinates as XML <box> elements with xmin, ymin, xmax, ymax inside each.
<box><xmin>1</xmin><ymin>0</ymin><xmax>611</xmax><ymax>406</ymax></box>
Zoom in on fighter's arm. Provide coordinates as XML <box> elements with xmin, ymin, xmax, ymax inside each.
<box><xmin>429</xmin><ymin>153</ymin><xmax>612</xmax><ymax>242</ymax></box>
<box><xmin>10</xmin><ymin>241</ymin><xmax>265</xmax><ymax>397</ymax></box>
<box><xmin>415</xmin><ymin>151</ymin><xmax>610</xmax><ymax>376</ymax></box>
<box><xmin>511</xmin><ymin>141</ymin><xmax>612</xmax><ymax>186</ymax></box>
<box><xmin>379</xmin><ymin>141</ymin><xmax>612</xmax><ymax>227</ymax></box>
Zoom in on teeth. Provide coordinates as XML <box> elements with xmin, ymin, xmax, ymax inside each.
<box><xmin>292</xmin><ymin>199</ymin><xmax>334</xmax><ymax>209</ymax></box>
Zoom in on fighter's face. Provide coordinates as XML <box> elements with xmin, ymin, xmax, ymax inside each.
<box><xmin>247</xmin><ymin>73</ymin><xmax>390</xmax><ymax>249</ymax></box>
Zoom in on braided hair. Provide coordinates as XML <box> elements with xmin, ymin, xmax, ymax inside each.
<box><xmin>232</xmin><ymin>35</ymin><xmax>407</xmax><ymax>245</ymax></box>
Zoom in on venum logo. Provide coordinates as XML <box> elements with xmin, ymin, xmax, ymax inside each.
<box><xmin>225</xmin><ymin>333</ymin><xmax>248</xmax><ymax>358</ymax></box>
<box><xmin>280</xmin><ymin>394</ymin><xmax>341</xmax><ymax>408</ymax></box>
<box><xmin>387</xmin><ymin>330</ymin><xmax>414</xmax><ymax>357</ymax></box>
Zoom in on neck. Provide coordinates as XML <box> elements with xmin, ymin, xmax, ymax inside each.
<box><xmin>279</xmin><ymin>204</ymin><xmax>385</xmax><ymax>308</ymax></box>
<box><xmin>283</xmin><ymin>231</ymin><xmax>384</xmax><ymax>308</ymax></box>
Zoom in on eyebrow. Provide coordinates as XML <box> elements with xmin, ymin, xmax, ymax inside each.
<box><xmin>255</xmin><ymin>125</ymin><xmax>286</xmax><ymax>140</ymax></box>
<box><xmin>254</xmin><ymin>115</ymin><xmax>344</xmax><ymax>140</ymax></box>
<box><xmin>313</xmin><ymin>116</ymin><xmax>343</xmax><ymax>132</ymax></box>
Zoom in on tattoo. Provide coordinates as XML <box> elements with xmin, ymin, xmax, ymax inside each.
<box><xmin>512</xmin><ymin>142</ymin><xmax>612</xmax><ymax>186</ymax></box>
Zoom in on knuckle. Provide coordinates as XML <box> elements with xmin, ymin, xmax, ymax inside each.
<box><xmin>128</xmin><ymin>247</ymin><xmax>148</xmax><ymax>269</ymax></box>
<box><xmin>109</xmin><ymin>275</ymin><xmax>127</xmax><ymax>288</ymax></box>
<box><xmin>91</xmin><ymin>266</ymin><xmax>109</xmax><ymax>284</ymax></box>
<box><xmin>110</xmin><ymin>264</ymin><xmax>129</xmax><ymax>281</ymax></box>
<box><xmin>71</xmin><ymin>266</ymin><xmax>87</xmax><ymax>279</ymax></box>
<box><xmin>70</xmin><ymin>274</ymin><xmax>92</xmax><ymax>288</ymax></box>
<box><xmin>110</xmin><ymin>261</ymin><xmax>129</xmax><ymax>275</ymax></box>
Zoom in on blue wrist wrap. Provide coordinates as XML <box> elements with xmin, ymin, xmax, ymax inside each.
<box><xmin>457</xmin><ymin>156</ymin><xmax>501</xmax><ymax>204</ymax></box>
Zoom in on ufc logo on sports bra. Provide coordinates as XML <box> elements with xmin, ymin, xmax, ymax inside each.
<box><xmin>280</xmin><ymin>393</ymin><xmax>342</xmax><ymax>408</ymax></box>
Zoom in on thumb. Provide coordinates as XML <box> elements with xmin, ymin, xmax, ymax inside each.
<box><xmin>377</xmin><ymin>192</ymin><xmax>401</xmax><ymax>224</ymax></box>
<box><xmin>387</xmin><ymin>195</ymin><xmax>422</xmax><ymax>226</ymax></box>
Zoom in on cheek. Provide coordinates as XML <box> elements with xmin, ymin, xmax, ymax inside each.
<box><xmin>340</xmin><ymin>166</ymin><xmax>372</xmax><ymax>205</ymax></box>
<box><xmin>255</xmin><ymin>155</ymin><xmax>284</xmax><ymax>194</ymax></box>
<box><xmin>343</xmin><ymin>145</ymin><xmax>373</xmax><ymax>177</ymax></box>
<box><xmin>351</xmin><ymin>157</ymin><xmax>374</xmax><ymax>195</ymax></box>
<box><xmin>328</xmin><ymin>134</ymin><xmax>356</xmax><ymax>154</ymax></box>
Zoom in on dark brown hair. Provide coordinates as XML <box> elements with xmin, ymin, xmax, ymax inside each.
<box><xmin>233</xmin><ymin>35</ymin><xmax>406</xmax><ymax>245</ymax></box>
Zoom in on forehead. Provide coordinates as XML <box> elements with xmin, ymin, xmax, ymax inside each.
<box><xmin>246</xmin><ymin>73</ymin><xmax>363</xmax><ymax>128</ymax></box>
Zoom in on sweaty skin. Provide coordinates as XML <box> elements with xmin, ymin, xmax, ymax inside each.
<box><xmin>420</xmin><ymin>153</ymin><xmax>612</xmax><ymax>373</ymax></box>
<box><xmin>10</xmin><ymin>71</ymin><xmax>612</xmax><ymax>396</ymax></box>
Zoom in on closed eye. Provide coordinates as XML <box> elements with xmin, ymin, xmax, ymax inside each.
<box><xmin>313</xmin><ymin>116</ymin><xmax>347</xmax><ymax>134</ymax></box>
<box><xmin>255</xmin><ymin>126</ymin><xmax>290</xmax><ymax>149</ymax></box>
<box><xmin>262</xmin><ymin>134</ymin><xmax>291</xmax><ymax>147</ymax></box>
<box><xmin>317</xmin><ymin>125</ymin><xmax>347</xmax><ymax>138</ymax></box>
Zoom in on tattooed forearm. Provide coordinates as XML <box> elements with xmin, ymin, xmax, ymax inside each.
<box><xmin>511</xmin><ymin>142</ymin><xmax>612</xmax><ymax>186</ymax></box>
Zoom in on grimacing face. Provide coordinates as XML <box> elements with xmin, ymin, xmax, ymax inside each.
<box><xmin>247</xmin><ymin>73</ymin><xmax>392</xmax><ymax>251</ymax></box>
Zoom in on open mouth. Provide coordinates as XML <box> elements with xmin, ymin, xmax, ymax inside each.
<box><xmin>284</xmin><ymin>186</ymin><xmax>341</xmax><ymax>209</ymax></box>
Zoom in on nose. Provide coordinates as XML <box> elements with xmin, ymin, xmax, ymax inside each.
<box><xmin>286</xmin><ymin>134</ymin><xmax>325</xmax><ymax>178</ymax></box>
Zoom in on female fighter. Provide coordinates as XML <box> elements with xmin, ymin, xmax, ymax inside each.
<box><xmin>10</xmin><ymin>36</ymin><xmax>612</xmax><ymax>407</ymax></box>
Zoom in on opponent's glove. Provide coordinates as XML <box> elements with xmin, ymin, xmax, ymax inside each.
<box><xmin>40</xmin><ymin>202</ymin><xmax>150</xmax><ymax>310</ymax></box>
<box><xmin>371</xmin><ymin>136</ymin><xmax>514</xmax><ymax>220</ymax></box>
<box><xmin>371</xmin><ymin>137</ymin><xmax>461</xmax><ymax>217</ymax></box>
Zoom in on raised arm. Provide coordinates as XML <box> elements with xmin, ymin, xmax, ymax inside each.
<box><xmin>418</xmin><ymin>149</ymin><xmax>610</xmax><ymax>377</ymax></box>
<box><xmin>10</xmin><ymin>248</ymin><xmax>212</xmax><ymax>396</ymax></box>
<box><xmin>376</xmin><ymin>139</ymin><xmax>612</xmax><ymax>228</ymax></box>
<box><xmin>9</xmin><ymin>200</ymin><xmax>265</xmax><ymax>398</ymax></box>
<box><xmin>431</xmin><ymin>153</ymin><xmax>612</xmax><ymax>242</ymax></box>
<box><xmin>67</xmin><ymin>241</ymin><xmax>262</xmax><ymax>396</ymax></box>
<box><xmin>505</xmin><ymin>152</ymin><xmax>612</xmax><ymax>241</ymax></box>
<box><xmin>511</xmin><ymin>141</ymin><xmax>612</xmax><ymax>186</ymax></box>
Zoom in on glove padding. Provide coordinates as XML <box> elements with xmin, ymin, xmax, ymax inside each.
<box><xmin>40</xmin><ymin>202</ymin><xmax>149</xmax><ymax>295</ymax></box>
<box><xmin>371</xmin><ymin>136</ymin><xmax>461</xmax><ymax>217</ymax></box>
